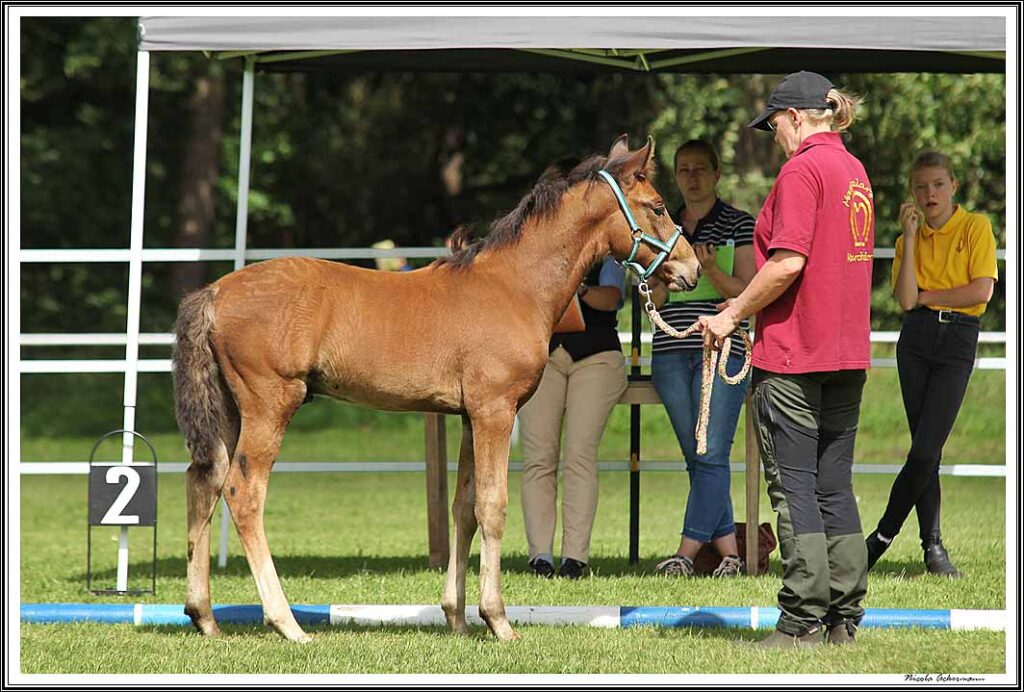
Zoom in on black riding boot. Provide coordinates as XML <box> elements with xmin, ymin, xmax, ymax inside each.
<box><xmin>923</xmin><ymin>539</ymin><xmax>961</xmax><ymax>578</ymax></box>
<box><xmin>865</xmin><ymin>530</ymin><xmax>890</xmax><ymax>571</ymax></box>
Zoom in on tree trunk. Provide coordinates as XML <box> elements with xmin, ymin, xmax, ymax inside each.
<box><xmin>171</xmin><ymin>70</ymin><xmax>226</xmax><ymax>298</ymax></box>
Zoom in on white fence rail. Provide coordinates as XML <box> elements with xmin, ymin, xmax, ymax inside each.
<box><xmin>18</xmin><ymin>331</ymin><xmax>1009</xmax><ymax>373</ymax></box>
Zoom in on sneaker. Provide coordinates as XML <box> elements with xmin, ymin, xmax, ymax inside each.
<box><xmin>529</xmin><ymin>557</ymin><xmax>555</xmax><ymax>578</ymax></box>
<box><xmin>654</xmin><ymin>554</ymin><xmax>695</xmax><ymax>577</ymax></box>
<box><xmin>826</xmin><ymin>619</ymin><xmax>858</xmax><ymax>645</ymax></box>
<box><xmin>558</xmin><ymin>558</ymin><xmax>587</xmax><ymax>580</ymax></box>
<box><xmin>924</xmin><ymin>541</ymin><xmax>962</xmax><ymax>578</ymax></box>
<box><xmin>711</xmin><ymin>555</ymin><xmax>745</xmax><ymax>577</ymax></box>
<box><xmin>756</xmin><ymin>625</ymin><xmax>825</xmax><ymax>649</ymax></box>
<box><xmin>865</xmin><ymin>530</ymin><xmax>890</xmax><ymax>571</ymax></box>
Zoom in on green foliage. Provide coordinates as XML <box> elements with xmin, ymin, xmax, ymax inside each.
<box><xmin>19</xmin><ymin>21</ymin><xmax>1007</xmax><ymax>431</ymax></box>
<box><xmin>15</xmin><ymin>20</ymin><xmax>1011</xmax><ymax>676</ymax></box>
<box><xmin>22</xmin><ymin>21</ymin><xmax>1007</xmax><ymax>330</ymax></box>
<box><xmin>648</xmin><ymin>71</ymin><xmax>1007</xmax><ymax>330</ymax></box>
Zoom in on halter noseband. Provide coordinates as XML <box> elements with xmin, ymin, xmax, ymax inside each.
<box><xmin>597</xmin><ymin>169</ymin><xmax>681</xmax><ymax>280</ymax></box>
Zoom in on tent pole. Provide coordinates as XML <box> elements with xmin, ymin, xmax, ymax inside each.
<box><xmin>118</xmin><ymin>49</ymin><xmax>151</xmax><ymax>591</ymax></box>
<box><xmin>219</xmin><ymin>56</ymin><xmax>255</xmax><ymax>569</ymax></box>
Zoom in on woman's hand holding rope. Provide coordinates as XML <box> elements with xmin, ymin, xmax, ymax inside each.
<box><xmin>637</xmin><ymin>280</ymin><xmax>752</xmax><ymax>455</ymax></box>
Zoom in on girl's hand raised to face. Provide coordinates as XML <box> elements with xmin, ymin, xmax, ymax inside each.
<box><xmin>899</xmin><ymin>201</ymin><xmax>922</xmax><ymax>238</ymax></box>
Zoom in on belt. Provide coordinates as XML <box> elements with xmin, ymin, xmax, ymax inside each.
<box><xmin>915</xmin><ymin>308</ymin><xmax>980</xmax><ymax>326</ymax></box>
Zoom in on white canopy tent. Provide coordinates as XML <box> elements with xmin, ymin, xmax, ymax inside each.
<box><xmin>81</xmin><ymin>13</ymin><xmax>1011</xmax><ymax>587</ymax></box>
<box><xmin>137</xmin><ymin>15</ymin><xmax>1005</xmax><ymax>72</ymax></box>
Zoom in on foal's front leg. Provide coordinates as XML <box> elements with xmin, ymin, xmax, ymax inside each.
<box><xmin>442</xmin><ymin>417</ymin><xmax>477</xmax><ymax>635</ymax></box>
<box><xmin>469</xmin><ymin>404</ymin><xmax>520</xmax><ymax>641</ymax></box>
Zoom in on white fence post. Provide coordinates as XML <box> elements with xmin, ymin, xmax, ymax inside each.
<box><xmin>116</xmin><ymin>49</ymin><xmax>151</xmax><ymax>591</ymax></box>
<box><xmin>219</xmin><ymin>56</ymin><xmax>256</xmax><ymax>570</ymax></box>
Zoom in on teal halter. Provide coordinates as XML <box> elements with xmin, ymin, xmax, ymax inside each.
<box><xmin>597</xmin><ymin>169</ymin><xmax>681</xmax><ymax>280</ymax></box>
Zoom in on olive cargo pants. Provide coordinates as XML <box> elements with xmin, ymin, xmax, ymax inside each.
<box><xmin>750</xmin><ymin>368</ymin><xmax>869</xmax><ymax>635</ymax></box>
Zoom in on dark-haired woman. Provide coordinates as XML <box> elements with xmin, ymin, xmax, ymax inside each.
<box><xmin>519</xmin><ymin>257</ymin><xmax>627</xmax><ymax>580</ymax></box>
<box><xmin>648</xmin><ymin>139</ymin><xmax>755</xmax><ymax>580</ymax></box>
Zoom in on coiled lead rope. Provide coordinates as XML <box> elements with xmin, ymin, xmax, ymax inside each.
<box><xmin>637</xmin><ymin>280</ymin><xmax>752</xmax><ymax>455</ymax></box>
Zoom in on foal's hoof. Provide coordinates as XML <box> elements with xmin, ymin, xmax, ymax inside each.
<box><xmin>280</xmin><ymin>630</ymin><xmax>314</xmax><ymax>644</ymax></box>
<box><xmin>278</xmin><ymin>630</ymin><xmax>313</xmax><ymax>642</ymax></box>
<box><xmin>449</xmin><ymin>620</ymin><xmax>471</xmax><ymax>637</ymax></box>
<box><xmin>185</xmin><ymin>604</ymin><xmax>222</xmax><ymax>638</ymax></box>
<box><xmin>274</xmin><ymin>624</ymin><xmax>314</xmax><ymax>644</ymax></box>
<box><xmin>493</xmin><ymin>623</ymin><xmax>521</xmax><ymax>642</ymax></box>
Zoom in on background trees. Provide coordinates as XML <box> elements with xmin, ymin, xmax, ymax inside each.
<box><xmin>20</xmin><ymin>18</ymin><xmax>1006</xmax><ymax>332</ymax></box>
<box><xmin>18</xmin><ymin>17</ymin><xmax>1007</xmax><ymax>436</ymax></box>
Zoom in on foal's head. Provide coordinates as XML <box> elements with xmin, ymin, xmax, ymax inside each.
<box><xmin>601</xmin><ymin>135</ymin><xmax>701</xmax><ymax>292</ymax></box>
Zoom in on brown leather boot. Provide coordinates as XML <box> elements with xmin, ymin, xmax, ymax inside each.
<box><xmin>826</xmin><ymin>618</ymin><xmax>858</xmax><ymax>645</ymax></box>
<box><xmin>756</xmin><ymin>625</ymin><xmax>824</xmax><ymax>648</ymax></box>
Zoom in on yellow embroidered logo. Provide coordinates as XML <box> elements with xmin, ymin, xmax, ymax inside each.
<box><xmin>843</xmin><ymin>180</ymin><xmax>873</xmax><ymax>249</ymax></box>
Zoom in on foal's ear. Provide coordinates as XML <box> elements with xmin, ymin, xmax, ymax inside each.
<box><xmin>608</xmin><ymin>134</ymin><xmax>630</xmax><ymax>160</ymax></box>
<box><xmin>614</xmin><ymin>136</ymin><xmax>655</xmax><ymax>178</ymax></box>
<box><xmin>644</xmin><ymin>135</ymin><xmax>656</xmax><ymax>165</ymax></box>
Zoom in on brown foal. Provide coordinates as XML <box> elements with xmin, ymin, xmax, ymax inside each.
<box><xmin>172</xmin><ymin>135</ymin><xmax>700</xmax><ymax>643</ymax></box>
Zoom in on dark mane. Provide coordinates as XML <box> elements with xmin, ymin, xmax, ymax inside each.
<box><xmin>436</xmin><ymin>153</ymin><xmax>614</xmax><ymax>269</ymax></box>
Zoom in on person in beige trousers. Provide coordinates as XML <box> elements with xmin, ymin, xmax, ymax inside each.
<box><xmin>519</xmin><ymin>256</ymin><xmax>627</xmax><ymax>579</ymax></box>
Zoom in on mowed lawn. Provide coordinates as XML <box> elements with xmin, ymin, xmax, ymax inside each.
<box><xmin>19</xmin><ymin>367</ymin><xmax>1007</xmax><ymax>466</ymax></box>
<box><xmin>16</xmin><ymin>361</ymin><xmax>1010</xmax><ymax>675</ymax></box>
<box><xmin>18</xmin><ymin>467</ymin><xmax>1007</xmax><ymax>675</ymax></box>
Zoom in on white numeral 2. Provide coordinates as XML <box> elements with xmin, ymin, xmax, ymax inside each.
<box><xmin>101</xmin><ymin>467</ymin><xmax>141</xmax><ymax>525</ymax></box>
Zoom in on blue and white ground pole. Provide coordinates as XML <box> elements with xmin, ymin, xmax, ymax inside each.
<box><xmin>21</xmin><ymin>604</ymin><xmax>1004</xmax><ymax>631</ymax></box>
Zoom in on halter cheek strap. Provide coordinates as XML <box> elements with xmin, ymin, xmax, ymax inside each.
<box><xmin>597</xmin><ymin>169</ymin><xmax>681</xmax><ymax>280</ymax></box>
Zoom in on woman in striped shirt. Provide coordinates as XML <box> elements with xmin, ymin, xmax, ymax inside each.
<box><xmin>648</xmin><ymin>139</ymin><xmax>756</xmax><ymax>578</ymax></box>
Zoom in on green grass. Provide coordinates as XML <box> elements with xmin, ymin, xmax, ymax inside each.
<box><xmin>16</xmin><ymin>347</ymin><xmax>1010</xmax><ymax>675</ymax></box>
<box><xmin>19</xmin><ymin>367</ymin><xmax>1006</xmax><ymax>466</ymax></box>
<box><xmin>18</xmin><ymin>470</ymin><xmax>1007</xmax><ymax>674</ymax></box>
<box><xmin>18</xmin><ymin>623</ymin><xmax>1004</xmax><ymax>675</ymax></box>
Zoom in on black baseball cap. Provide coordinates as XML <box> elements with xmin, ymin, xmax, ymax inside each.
<box><xmin>747</xmin><ymin>71</ymin><xmax>835</xmax><ymax>131</ymax></box>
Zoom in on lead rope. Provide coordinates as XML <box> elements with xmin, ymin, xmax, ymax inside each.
<box><xmin>637</xmin><ymin>279</ymin><xmax>753</xmax><ymax>455</ymax></box>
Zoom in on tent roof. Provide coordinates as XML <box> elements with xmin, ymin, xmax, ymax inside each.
<box><xmin>137</xmin><ymin>15</ymin><xmax>1006</xmax><ymax>74</ymax></box>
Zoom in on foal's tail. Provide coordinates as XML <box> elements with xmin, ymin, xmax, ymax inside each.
<box><xmin>172</xmin><ymin>287</ymin><xmax>228</xmax><ymax>466</ymax></box>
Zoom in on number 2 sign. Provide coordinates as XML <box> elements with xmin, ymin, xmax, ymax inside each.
<box><xmin>88</xmin><ymin>464</ymin><xmax>156</xmax><ymax>526</ymax></box>
<box><xmin>86</xmin><ymin>429</ymin><xmax>159</xmax><ymax>595</ymax></box>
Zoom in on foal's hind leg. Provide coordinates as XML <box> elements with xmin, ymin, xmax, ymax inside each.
<box><xmin>184</xmin><ymin>439</ymin><xmax>232</xmax><ymax>636</ymax></box>
<box><xmin>184</xmin><ymin>402</ymin><xmax>239</xmax><ymax>637</ymax></box>
<box><xmin>469</xmin><ymin>403</ymin><xmax>520</xmax><ymax>641</ymax></box>
<box><xmin>223</xmin><ymin>382</ymin><xmax>311</xmax><ymax>643</ymax></box>
<box><xmin>442</xmin><ymin>416</ymin><xmax>478</xmax><ymax>635</ymax></box>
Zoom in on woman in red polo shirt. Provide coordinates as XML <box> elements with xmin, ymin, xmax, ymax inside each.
<box><xmin>700</xmin><ymin>71</ymin><xmax>874</xmax><ymax>648</ymax></box>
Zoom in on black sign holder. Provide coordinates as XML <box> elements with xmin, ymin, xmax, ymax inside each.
<box><xmin>628</xmin><ymin>285</ymin><xmax>648</xmax><ymax>564</ymax></box>
<box><xmin>86</xmin><ymin>429</ymin><xmax>158</xmax><ymax>595</ymax></box>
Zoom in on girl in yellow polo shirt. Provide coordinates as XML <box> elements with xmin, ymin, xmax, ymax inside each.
<box><xmin>866</xmin><ymin>150</ymin><xmax>998</xmax><ymax>577</ymax></box>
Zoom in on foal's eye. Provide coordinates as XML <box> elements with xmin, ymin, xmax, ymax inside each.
<box><xmin>635</xmin><ymin>172</ymin><xmax>647</xmax><ymax>182</ymax></box>
<box><xmin>653</xmin><ymin>206</ymin><xmax>665</xmax><ymax>217</ymax></box>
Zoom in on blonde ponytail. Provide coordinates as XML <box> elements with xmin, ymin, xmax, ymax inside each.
<box><xmin>804</xmin><ymin>88</ymin><xmax>864</xmax><ymax>132</ymax></box>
